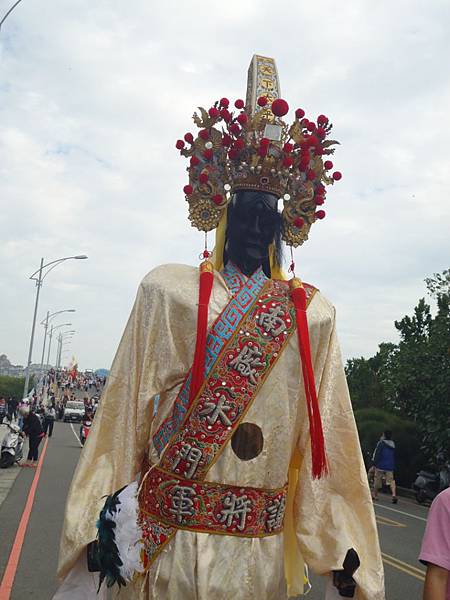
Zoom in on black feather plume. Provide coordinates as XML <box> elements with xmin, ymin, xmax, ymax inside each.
<box><xmin>96</xmin><ymin>486</ymin><xmax>128</xmax><ymax>592</ymax></box>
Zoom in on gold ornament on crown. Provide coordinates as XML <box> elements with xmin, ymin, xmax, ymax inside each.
<box><xmin>176</xmin><ymin>55</ymin><xmax>342</xmax><ymax>247</ymax></box>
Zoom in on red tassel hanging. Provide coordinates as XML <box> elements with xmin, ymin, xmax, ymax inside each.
<box><xmin>190</xmin><ymin>259</ymin><xmax>214</xmax><ymax>401</ymax></box>
<box><xmin>290</xmin><ymin>277</ymin><xmax>328</xmax><ymax>478</ymax></box>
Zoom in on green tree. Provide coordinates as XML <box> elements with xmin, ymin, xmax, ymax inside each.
<box><xmin>346</xmin><ymin>269</ymin><xmax>450</xmax><ymax>462</ymax></box>
<box><xmin>345</xmin><ymin>357</ymin><xmax>383</xmax><ymax>410</ymax></box>
<box><xmin>425</xmin><ymin>268</ymin><xmax>450</xmax><ymax>298</ymax></box>
<box><xmin>0</xmin><ymin>375</ymin><xmax>32</xmax><ymax>399</ymax></box>
<box><xmin>345</xmin><ymin>343</ymin><xmax>397</xmax><ymax>410</ymax></box>
<box><xmin>382</xmin><ymin>271</ymin><xmax>450</xmax><ymax>457</ymax></box>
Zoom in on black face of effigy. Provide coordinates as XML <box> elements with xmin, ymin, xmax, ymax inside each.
<box><xmin>224</xmin><ymin>190</ymin><xmax>281</xmax><ymax>277</ymax></box>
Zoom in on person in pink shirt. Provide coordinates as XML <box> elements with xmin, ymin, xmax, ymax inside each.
<box><xmin>419</xmin><ymin>487</ymin><xmax>450</xmax><ymax>599</ymax></box>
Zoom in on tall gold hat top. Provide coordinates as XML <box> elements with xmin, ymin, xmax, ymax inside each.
<box><xmin>177</xmin><ymin>55</ymin><xmax>342</xmax><ymax>247</ymax></box>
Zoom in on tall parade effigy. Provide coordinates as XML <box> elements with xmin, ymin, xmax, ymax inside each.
<box><xmin>54</xmin><ymin>56</ymin><xmax>385</xmax><ymax>600</ymax></box>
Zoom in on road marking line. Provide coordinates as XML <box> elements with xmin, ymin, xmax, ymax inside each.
<box><xmin>382</xmin><ymin>556</ymin><xmax>424</xmax><ymax>581</ymax></box>
<box><xmin>0</xmin><ymin>437</ymin><xmax>49</xmax><ymax>600</ymax></box>
<box><xmin>382</xmin><ymin>552</ymin><xmax>426</xmax><ymax>576</ymax></box>
<box><xmin>70</xmin><ymin>423</ymin><xmax>83</xmax><ymax>448</ymax></box>
<box><xmin>381</xmin><ymin>552</ymin><xmax>425</xmax><ymax>581</ymax></box>
<box><xmin>376</xmin><ymin>515</ymin><xmax>406</xmax><ymax>527</ymax></box>
<box><xmin>375</xmin><ymin>503</ymin><xmax>428</xmax><ymax>522</ymax></box>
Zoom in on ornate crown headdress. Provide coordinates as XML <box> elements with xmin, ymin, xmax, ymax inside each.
<box><xmin>177</xmin><ymin>55</ymin><xmax>342</xmax><ymax>248</ymax></box>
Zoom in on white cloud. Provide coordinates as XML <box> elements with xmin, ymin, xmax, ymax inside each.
<box><xmin>1</xmin><ymin>0</ymin><xmax>449</xmax><ymax>368</ymax></box>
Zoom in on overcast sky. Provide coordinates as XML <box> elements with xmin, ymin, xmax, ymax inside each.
<box><xmin>1</xmin><ymin>0</ymin><xmax>449</xmax><ymax>370</ymax></box>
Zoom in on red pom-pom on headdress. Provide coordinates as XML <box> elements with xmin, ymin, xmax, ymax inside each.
<box><xmin>271</xmin><ymin>98</ymin><xmax>289</xmax><ymax>117</ymax></box>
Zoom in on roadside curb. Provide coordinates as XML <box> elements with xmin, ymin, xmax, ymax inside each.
<box><xmin>0</xmin><ymin>425</ymin><xmax>24</xmax><ymax>511</ymax></box>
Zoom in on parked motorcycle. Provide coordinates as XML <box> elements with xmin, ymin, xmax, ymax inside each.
<box><xmin>80</xmin><ymin>420</ymin><xmax>92</xmax><ymax>446</ymax></box>
<box><xmin>413</xmin><ymin>459</ymin><xmax>450</xmax><ymax>504</ymax></box>
<box><xmin>1</xmin><ymin>421</ymin><xmax>24</xmax><ymax>468</ymax></box>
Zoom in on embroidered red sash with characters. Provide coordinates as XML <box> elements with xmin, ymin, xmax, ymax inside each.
<box><xmin>140</xmin><ymin>465</ymin><xmax>287</xmax><ymax>538</ymax></box>
<box><xmin>139</xmin><ymin>277</ymin><xmax>316</xmax><ymax>568</ymax></box>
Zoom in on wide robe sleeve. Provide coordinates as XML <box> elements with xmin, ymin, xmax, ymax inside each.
<box><xmin>57</xmin><ymin>266</ymin><xmax>194</xmax><ymax>580</ymax></box>
<box><xmin>294</xmin><ymin>305</ymin><xmax>385</xmax><ymax>600</ymax></box>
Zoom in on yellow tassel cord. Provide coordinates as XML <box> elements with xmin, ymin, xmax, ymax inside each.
<box><xmin>284</xmin><ymin>448</ymin><xmax>310</xmax><ymax>596</ymax></box>
<box><xmin>212</xmin><ymin>210</ymin><xmax>306</xmax><ymax>594</ymax></box>
<box><xmin>212</xmin><ymin>211</ymin><xmax>228</xmax><ymax>273</ymax></box>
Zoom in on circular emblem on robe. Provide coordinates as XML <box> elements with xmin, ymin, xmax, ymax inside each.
<box><xmin>231</xmin><ymin>422</ymin><xmax>264</xmax><ymax>461</ymax></box>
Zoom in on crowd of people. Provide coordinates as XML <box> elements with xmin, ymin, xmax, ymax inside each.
<box><xmin>1</xmin><ymin>368</ymin><xmax>105</xmax><ymax>467</ymax></box>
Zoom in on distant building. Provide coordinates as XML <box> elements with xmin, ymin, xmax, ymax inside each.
<box><xmin>0</xmin><ymin>354</ymin><xmax>24</xmax><ymax>377</ymax></box>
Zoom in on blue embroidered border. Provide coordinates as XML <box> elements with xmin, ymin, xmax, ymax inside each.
<box><xmin>221</xmin><ymin>262</ymin><xmax>248</xmax><ymax>296</ymax></box>
<box><xmin>152</xmin><ymin>266</ymin><xmax>267</xmax><ymax>455</ymax></box>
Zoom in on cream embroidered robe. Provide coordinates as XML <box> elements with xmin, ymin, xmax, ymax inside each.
<box><xmin>56</xmin><ymin>264</ymin><xmax>385</xmax><ymax>600</ymax></box>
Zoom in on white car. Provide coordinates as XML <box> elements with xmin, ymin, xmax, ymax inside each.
<box><xmin>63</xmin><ymin>401</ymin><xmax>85</xmax><ymax>422</ymax></box>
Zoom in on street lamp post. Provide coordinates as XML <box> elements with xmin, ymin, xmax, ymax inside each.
<box><xmin>40</xmin><ymin>310</ymin><xmax>50</xmax><ymax>371</ymax></box>
<box><xmin>56</xmin><ymin>331</ymin><xmax>76</xmax><ymax>369</ymax></box>
<box><xmin>46</xmin><ymin>325</ymin><xmax>55</xmax><ymax>368</ymax></box>
<box><xmin>23</xmin><ymin>255</ymin><xmax>87</xmax><ymax>398</ymax></box>
<box><xmin>57</xmin><ymin>337</ymin><xmax>70</xmax><ymax>369</ymax></box>
<box><xmin>48</xmin><ymin>323</ymin><xmax>72</xmax><ymax>364</ymax></box>
<box><xmin>0</xmin><ymin>0</ymin><xmax>23</xmax><ymax>32</ymax></box>
<box><xmin>39</xmin><ymin>309</ymin><xmax>76</xmax><ymax>372</ymax></box>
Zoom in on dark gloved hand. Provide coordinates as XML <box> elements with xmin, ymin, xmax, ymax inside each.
<box><xmin>332</xmin><ymin>548</ymin><xmax>360</xmax><ymax>597</ymax></box>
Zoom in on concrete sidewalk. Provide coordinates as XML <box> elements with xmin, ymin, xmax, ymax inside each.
<box><xmin>0</xmin><ymin>422</ymin><xmax>27</xmax><ymax>509</ymax></box>
<box><xmin>0</xmin><ymin>463</ymin><xmax>21</xmax><ymax>509</ymax></box>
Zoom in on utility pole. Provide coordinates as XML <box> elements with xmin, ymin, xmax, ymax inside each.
<box><xmin>47</xmin><ymin>325</ymin><xmax>54</xmax><ymax>367</ymax></box>
<box><xmin>23</xmin><ymin>258</ymin><xmax>44</xmax><ymax>397</ymax></box>
<box><xmin>40</xmin><ymin>310</ymin><xmax>50</xmax><ymax>372</ymax></box>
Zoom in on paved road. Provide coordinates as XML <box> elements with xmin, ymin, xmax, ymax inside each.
<box><xmin>0</xmin><ymin>420</ymin><xmax>81</xmax><ymax>599</ymax></box>
<box><xmin>306</xmin><ymin>494</ymin><xmax>429</xmax><ymax>598</ymax></box>
<box><xmin>0</xmin><ymin>420</ymin><xmax>430</xmax><ymax>599</ymax></box>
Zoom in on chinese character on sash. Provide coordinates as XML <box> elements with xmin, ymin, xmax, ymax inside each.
<box><xmin>218</xmin><ymin>492</ymin><xmax>252</xmax><ymax>531</ymax></box>
<box><xmin>199</xmin><ymin>394</ymin><xmax>232</xmax><ymax>427</ymax></box>
<box><xmin>229</xmin><ymin>345</ymin><xmax>264</xmax><ymax>385</ymax></box>
<box><xmin>172</xmin><ymin>443</ymin><xmax>203</xmax><ymax>478</ymax></box>
<box><xmin>169</xmin><ymin>485</ymin><xmax>196</xmax><ymax>524</ymax></box>
<box><xmin>266</xmin><ymin>496</ymin><xmax>286</xmax><ymax>532</ymax></box>
<box><xmin>258</xmin><ymin>304</ymin><xmax>287</xmax><ymax>337</ymax></box>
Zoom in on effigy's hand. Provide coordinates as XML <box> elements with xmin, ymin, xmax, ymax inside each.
<box><xmin>332</xmin><ymin>548</ymin><xmax>360</xmax><ymax>597</ymax></box>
